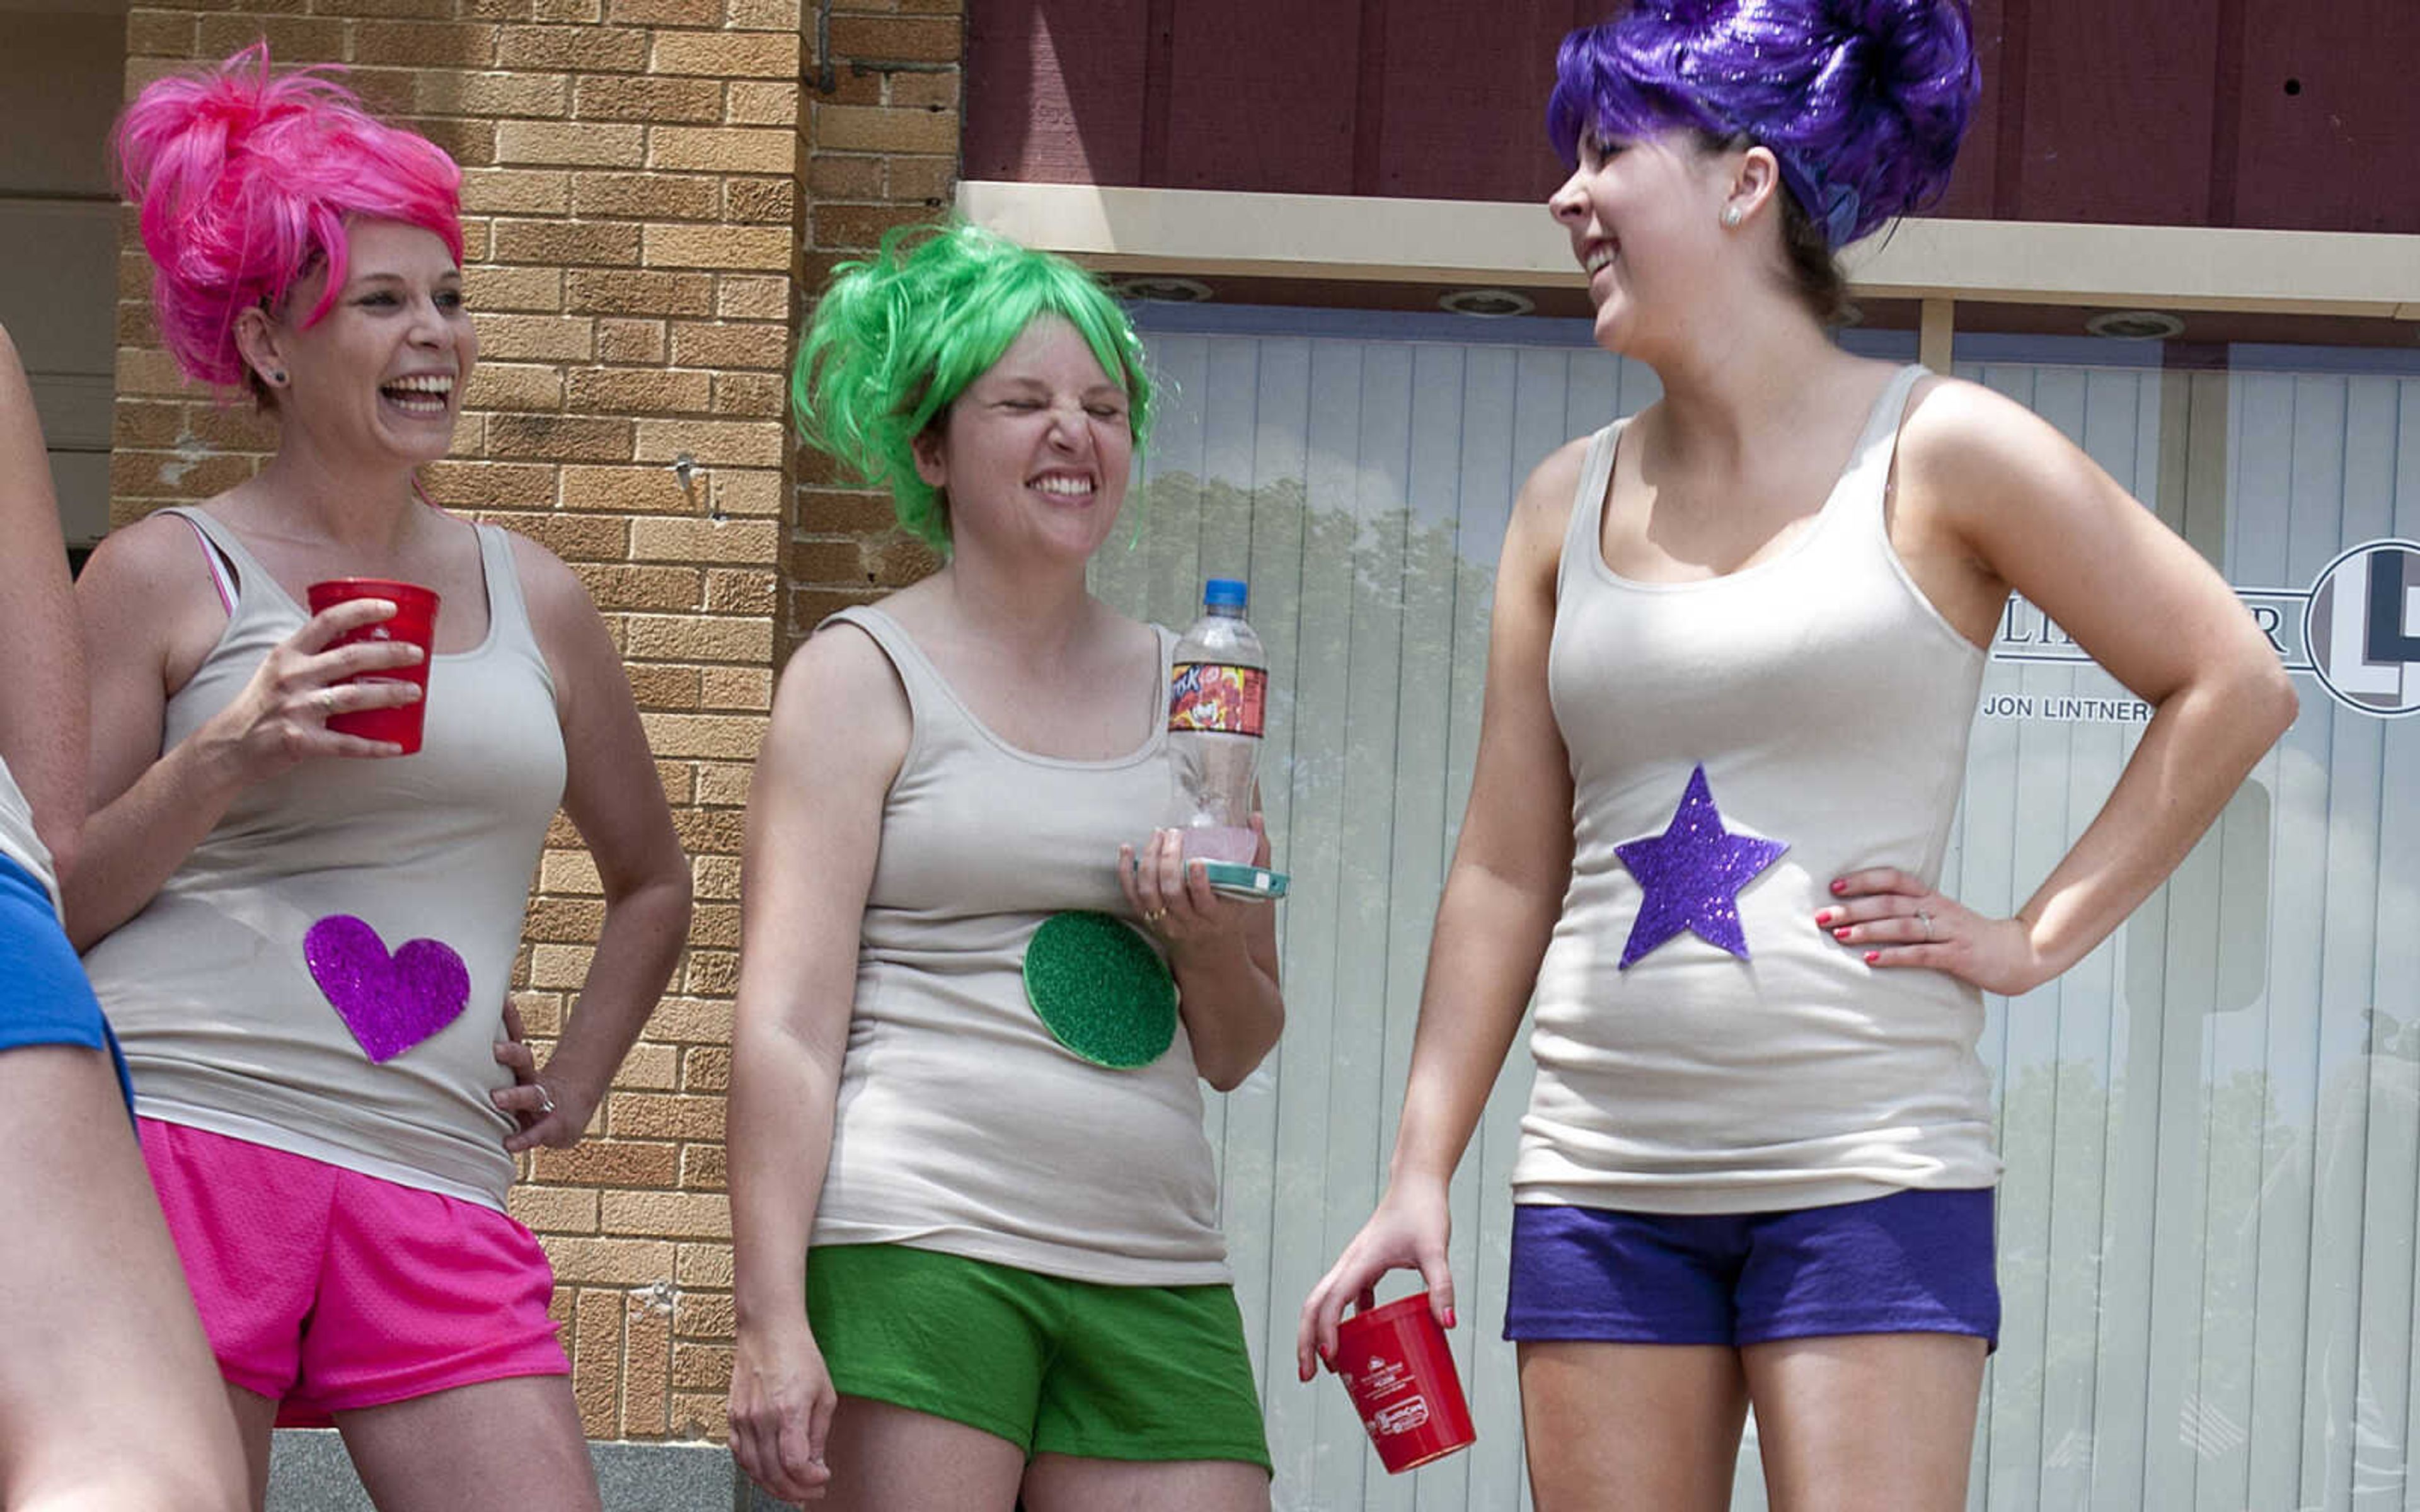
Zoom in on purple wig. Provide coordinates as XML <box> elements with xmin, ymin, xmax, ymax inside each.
<box><xmin>117</xmin><ymin>44</ymin><xmax>464</xmax><ymax>389</ymax></box>
<box><xmin>1548</xmin><ymin>0</ymin><xmax>1980</xmax><ymax>246</ymax></box>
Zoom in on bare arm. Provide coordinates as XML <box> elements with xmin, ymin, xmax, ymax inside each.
<box><xmin>1123</xmin><ymin>815</ymin><xmax>1284</xmax><ymax>1091</ymax></box>
<box><xmin>0</xmin><ymin>326</ymin><xmax>85</xmax><ymax>872</ymax></box>
<box><xmin>491</xmin><ymin>537</ymin><xmax>691</xmax><ymax>1150</ymax></box>
<box><xmin>727</xmin><ymin>623</ymin><xmax>907</xmax><ymax>1504</ymax></box>
<box><xmin>67</xmin><ymin>515</ymin><xmax>422</xmax><ymax>948</ymax></box>
<box><xmin>1296</xmin><ymin>437</ymin><xmax>1587</xmax><ymax>1373</ymax></box>
<box><xmin>1828</xmin><ymin>382</ymin><xmax>2298</xmax><ymax>989</ymax></box>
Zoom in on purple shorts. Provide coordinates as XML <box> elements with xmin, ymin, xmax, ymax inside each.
<box><xmin>1505</xmin><ymin>1187</ymin><xmax>1998</xmax><ymax>1350</ymax></box>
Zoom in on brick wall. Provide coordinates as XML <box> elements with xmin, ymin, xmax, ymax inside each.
<box><xmin>110</xmin><ymin>0</ymin><xmax>804</xmax><ymax>1441</ymax></box>
<box><xmin>782</xmin><ymin>0</ymin><xmax>961</xmax><ymax>655</ymax></box>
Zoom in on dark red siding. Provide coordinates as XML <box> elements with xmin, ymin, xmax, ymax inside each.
<box><xmin>965</xmin><ymin>0</ymin><xmax>2420</xmax><ymax>234</ymax></box>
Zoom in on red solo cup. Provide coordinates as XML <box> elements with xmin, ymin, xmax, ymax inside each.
<box><xmin>1332</xmin><ymin>1289</ymin><xmax>1477</xmax><ymax>1474</ymax></box>
<box><xmin>305</xmin><ymin>578</ymin><xmax>439</xmax><ymax>754</ymax></box>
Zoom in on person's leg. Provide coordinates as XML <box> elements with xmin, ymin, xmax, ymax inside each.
<box><xmin>1022</xmin><ymin>1453</ymin><xmax>1267</xmax><ymax>1512</ymax></box>
<box><xmin>335</xmin><ymin>1375</ymin><xmax>600</xmax><ymax>1512</ymax></box>
<box><xmin>225</xmin><ymin>1385</ymin><xmax>280</xmax><ymax>1512</ymax></box>
<box><xmin>819</xmin><ymin>1395</ymin><xmax>1028</xmax><ymax>1512</ymax></box>
<box><xmin>1519</xmin><ymin>1341</ymin><xmax>1748</xmax><ymax>1512</ymax></box>
<box><xmin>0</xmin><ymin>1046</ymin><xmax>250</xmax><ymax>1512</ymax></box>
<box><xmin>1741</xmin><ymin>1332</ymin><xmax>1983</xmax><ymax>1512</ymax></box>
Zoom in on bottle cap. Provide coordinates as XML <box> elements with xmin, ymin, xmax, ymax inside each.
<box><xmin>1203</xmin><ymin>578</ymin><xmax>1248</xmax><ymax>610</ymax></box>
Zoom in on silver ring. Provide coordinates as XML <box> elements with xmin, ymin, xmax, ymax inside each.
<box><xmin>534</xmin><ymin>1085</ymin><xmax>555</xmax><ymax>1117</ymax></box>
<box><xmin>316</xmin><ymin>688</ymin><xmax>338</xmax><ymax>716</ymax></box>
<box><xmin>1918</xmin><ymin>910</ymin><xmax>1935</xmax><ymax>942</ymax></box>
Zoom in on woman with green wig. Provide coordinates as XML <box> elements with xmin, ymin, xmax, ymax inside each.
<box><xmin>726</xmin><ymin>222</ymin><xmax>1284</xmax><ymax>1509</ymax></box>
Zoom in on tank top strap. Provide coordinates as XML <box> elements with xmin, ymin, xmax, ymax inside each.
<box><xmin>470</xmin><ymin>523</ymin><xmax>546</xmax><ymax>669</ymax></box>
<box><xmin>1557</xmin><ymin>420</ymin><xmax>1625</xmax><ymax>600</ymax></box>
<box><xmin>154</xmin><ymin>505</ymin><xmax>258</xmax><ymax>617</ymax></box>
<box><xmin>1835</xmin><ymin>364</ymin><xmax>1930</xmax><ymax>532</ymax></box>
<box><xmin>817</xmin><ymin>604</ymin><xmax>962</xmax><ymax>745</ymax></box>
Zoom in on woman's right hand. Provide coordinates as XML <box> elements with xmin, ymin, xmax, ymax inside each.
<box><xmin>204</xmin><ymin>598</ymin><xmax>424</xmax><ymax>782</ymax></box>
<box><xmin>729</xmin><ymin>1313</ymin><xmax>839</xmax><ymax>1503</ymax></box>
<box><xmin>1295</xmin><ymin>1176</ymin><xmax>1457</xmax><ymax>1382</ymax></box>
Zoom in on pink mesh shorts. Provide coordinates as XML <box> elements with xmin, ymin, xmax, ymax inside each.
<box><xmin>139</xmin><ymin>1118</ymin><xmax>569</xmax><ymax>1425</ymax></box>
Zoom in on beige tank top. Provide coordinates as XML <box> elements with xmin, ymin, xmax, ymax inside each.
<box><xmin>84</xmin><ymin>507</ymin><xmax>566</xmax><ymax>1210</ymax></box>
<box><xmin>0</xmin><ymin>759</ymin><xmax>56</xmax><ymax>912</ymax></box>
<box><xmin>1516</xmin><ymin>365</ymin><xmax>2001</xmax><ymax>1213</ymax></box>
<box><xmin>809</xmin><ymin>605</ymin><xmax>1231</xmax><ymax>1285</ymax></box>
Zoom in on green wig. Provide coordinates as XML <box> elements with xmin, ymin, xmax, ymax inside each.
<box><xmin>792</xmin><ymin>221</ymin><xmax>1154</xmax><ymax>554</ymax></box>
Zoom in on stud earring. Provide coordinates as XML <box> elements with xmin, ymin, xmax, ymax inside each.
<box><xmin>270</xmin><ymin>370</ymin><xmax>287</xmax><ymax>386</ymax></box>
<box><xmin>1721</xmin><ymin>205</ymin><xmax>1743</xmax><ymax>229</ymax></box>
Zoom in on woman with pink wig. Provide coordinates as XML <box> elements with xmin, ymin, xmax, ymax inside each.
<box><xmin>71</xmin><ymin>46</ymin><xmax>691</xmax><ymax>1509</ymax></box>
<box><xmin>0</xmin><ymin>323</ymin><xmax>246</xmax><ymax>1510</ymax></box>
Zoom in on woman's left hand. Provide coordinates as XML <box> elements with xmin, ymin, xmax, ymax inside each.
<box><xmin>1819</xmin><ymin>868</ymin><xmax>2051</xmax><ymax>997</ymax></box>
<box><xmin>1119</xmin><ymin>813</ymin><xmax>1270</xmax><ymax>958</ymax></box>
<box><xmin>492</xmin><ymin>999</ymin><xmax>600</xmax><ymax>1154</ymax></box>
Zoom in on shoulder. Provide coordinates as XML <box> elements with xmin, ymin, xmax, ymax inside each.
<box><xmin>767</xmin><ymin>612</ymin><xmax>912</xmax><ymax>781</ymax></box>
<box><xmin>1895</xmin><ymin>374</ymin><xmax>2099</xmax><ymax>514</ymax></box>
<box><xmin>78</xmin><ymin>508</ymin><xmax>221</xmax><ymax>609</ymax></box>
<box><xmin>1502</xmin><ymin>430</ymin><xmax>1596</xmax><ymax>581</ymax></box>
<box><xmin>500</xmin><ymin>528</ymin><xmax>596</xmax><ymax>637</ymax></box>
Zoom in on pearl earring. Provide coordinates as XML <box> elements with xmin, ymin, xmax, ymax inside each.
<box><xmin>1721</xmin><ymin>205</ymin><xmax>1743</xmax><ymax>229</ymax></box>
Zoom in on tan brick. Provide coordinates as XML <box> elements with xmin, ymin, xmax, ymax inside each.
<box><xmin>635</xmin><ymin>421</ymin><xmax>783</xmax><ymax>469</ymax></box>
<box><xmin>713</xmin><ymin>469</ymin><xmax>784</xmax><ymax>518</ymax></box>
<box><xmin>699</xmin><ymin>665</ymin><xmax>773</xmax><ymax>714</ymax></box>
<box><xmin>566</xmin><ymin>369</ymin><xmax>713</xmax><ymax>415</ymax></box>
<box><xmin>829</xmin><ymin>13</ymin><xmax>957</xmax><ymax>60</ymax></box>
<box><xmin>670</xmin><ymin>1394</ymin><xmax>728</xmax><ymax>1441</ymax></box>
<box><xmin>807</xmin><ymin>154</ymin><xmax>884</xmax><ymax>200</ymax></box>
<box><xmin>597</xmin><ymin>318</ymin><xmax>666</xmax><ymax>363</ymax></box>
<box><xmin>672</xmin><ymin>1341</ymin><xmax>733</xmax><ymax>1391</ymax></box>
<box><xmin>567</xmin><ymin>269</ymin><xmax>715</xmax><ymax>318</ymax></box>
<box><xmin>725</xmin><ymin>178</ymin><xmax>794</xmax><ymax>226</ymax></box>
<box><xmin>127</xmin><ymin>10</ymin><xmax>197</xmax><ymax>54</ymax></box>
<box><xmin>725</xmin><ymin>0</ymin><xmax>798</xmax><ymax>28</ymax></box>
<box><xmin>493</xmin><ymin>218</ymin><xmax>642</xmax><ymax>267</ymax></box>
<box><xmin>679</xmin><ymin>1142</ymin><xmax>727</xmax><ymax>1191</ymax></box>
<box><xmin>625</xmin><ymin>663</ymin><xmax>701</xmax><ymax>709</ymax></box>
<box><xmin>713</xmin><ymin>272</ymin><xmax>789</xmax><ymax>321</ymax></box>
<box><xmin>609</xmin><ymin>1092</ymin><xmax>725</xmax><ymax>1141</ymax></box>
<box><xmin>496</xmin><ymin>22</ymin><xmax>648</xmax><ymax>69</ymax></box>
<box><xmin>195</xmin><ymin>15</ymin><xmax>345</xmax><ymax>59</ymax></box>
<box><xmin>353</xmin><ymin>21</ymin><xmax>496</xmax><ymax>66</ymax></box>
<box><xmin>576</xmin><ymin>563</ymin><xmax>705</xmax><ymax>612</ymax></box>
<box><xmin>545</xmin><ymin>1236</ymin><xmax>676</xmax><ymax>1285</ymax></box>
<box><xmin>463</xmin><ymin>0</ymin><xmax>537</xmax><ymax>21</ymax></box>
<box><xmin>530</xmin><ymin>0</ymin><xmax>598</xmax><ymax>20</ymax></box>
<box><xmin>539</xmin><ymin>849</ymin><xmax>604</xmax><ymax>893</ymax></box>
<box><xmin>339</xmin><ymin>0</ymin><xmax>459</xmax><ymax>17</ymax></box>
<box><xmin>795</xmin><ymin>487</ymin><xmax>899</xmax><ymax>537</ymax></box>
<box><xmin>623</xmin><ymin>1295</ymin><xmax>670</xmax><ymax>1436</ymax></box>
<box><xmin>489</xmin><ymin>413</ymin><xmax>634</xmax><ymax>462</ymax></box>
<box><xmin>473</xmin><ymin>312</ymin><xmax>596</xmax><ymax>362</ymax></box>
<box><xmin>418</xmin><ymin>69</ymin><xmax>569</xmax><ymax>117</ymax></box>
<box><xmin>459</xmin><ymin>168</ymin><xmax>572</xmax><ymax>217</ymax></box>
<box><xmin>572</xmin><ymin>1288</ymin><xmax>618</xmax><ymax>1436</ymax></box>
<box><xmin>642</xmin><ymin>224</ymin><xmax>790</xmax><ymax>272</ymax></box>
<box><xmin>608</xmin><ymin>0</ymin><xmax>718</xmax><ymax>21</ymax></box>
<box><xmin>602</xmin><ymin>1189</ymin><xmax>730</xmax><ymax>1238</ymax></box>
<box><xmin>463</xmin><ymin>263</ymin><xmax>564</xmax><ymax>311</ymax></box>
<box><xmin>671</xmin><ymin>321</ymin><xmax>788</xmax><ymax>372</ymax></box>
<box><xmin>887</xmin><ymin>69</ymin><xmax>961</xmax><ymax>110</ymax></box>
<box><xmin>646</xmin><ymin>127</ymin><xmax>794</xmax><ymax>176</ymax></box>
<box><xmin>508</xmin><ymin>1184</ymin><xmax>601</xmax><ymax>1233</ymax></box>
<box><xmin>497</xmin><ymin>120</ymin><xmax>645</xmax><ymax>168</ymax></box>
<box><xmin>814</xmin><ymin>201</ymin><xmax>933</xmax><ymax>250</ymax></box>
<box><xmin>646</xmin><ymin>997</ymin><xmax>734</xmax><ymax>1041</ymax></box>
<box><xmin>526</xmin><ymin>896</ymin><xmax>606</xmax><ymax>940</ymax></box>
<box><xmin>531</xmin><ymin>1139</ymin><xmax>678</xmax><ymax>1186</ymax></box>
<box><xmin>561</xmin><ymin>463</ymin><xmax>688</xmax><ymax>514</ymax></box>
<box><xmin>705</xmin><ymin>568</ymin><xmax>778</xmax><ymax>616</ymax></box>
<box><xmin>530</xmin><ymin>942</ymin><xmax>595</xmax><ymax>988</ymax></box>
<box><xmin>727</xmin><ymin>79</ymin><xmax>798</xmax><ymax>126</ymax></box>
<box><xmin>648</xmin><ymin>30</ymin><xmax>797</xmax><ymax>77</ymax></box>
<box><xmin>575</xmin><ymin>74</ymin><xmax>723</xmax><ymax>123</ymax></box>
<box><xmin>674</xmin><ymin>1242</ymin><xmax>733</xmax><ymax>1288</ymax></box>
<box><xmin>712</xmin><ymin>372</ymin><xmax>784</xmax><ymax>418</ymax></box>
<box><xmin>463</xmin><ymin>362</ymin><xmax>563</xmax><ymax>411</ymax></box>
<box><xmin>615</xmin><ymin>1041</ymin><xmax>681</xmax><ymax>1090</ymax></box>
<box><xmin>417</xmin><ymin>117</ymin><xmax>500</xmax><ymax>169</ymax></box>
<box><xmin>421</xmin><ymin>459</ymin><xmax>558</xmax><ymax>508</ymax></box>
<box><xmin>814</xmin><ymin>103</ymin><xmax>956</xmax><ymax>155</ymax></box>
<box><xmin>676</xmin><ymin>1290</ymin><xmax>735</xmax><ymax>1338</ymax></box>
<box><xmin>690</xmin><ymin>855</ymin><xmax>740</xmax><ymax>901</ymax></box>
<box><xmin>625</xmin><ymin>614</ymin><xmax>773</xmax><ymax>663</ymax></box>
<box><xmin>640</xmin><ymin>713</ymin><xmax>771</xmax><ymax>762</ymax></box>
<box><xmin>569</xmin><ymin>171</ymin><xmax>720</xmax><ymax>222</ymax></box>
<box><xmin>655</xmin><ymin>760</ymin><xmax>697</xmax><ymax>804</ymax></box>
<box><xmin>884</xmin><ymin>152</ymin><xmax>957</xmax><ymax>207</ymax></box>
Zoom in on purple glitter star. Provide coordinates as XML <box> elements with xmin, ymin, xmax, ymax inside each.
<box><xmin>1613</xmin><ymin>765</ymin><xmax>1789</xmax><ymax>969</ymax></box>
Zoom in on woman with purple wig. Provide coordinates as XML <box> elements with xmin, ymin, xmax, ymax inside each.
<box><xmin>69</xmin><ymin>46</ymin><xmax>691</xmax><ymax>1510</ymax></box>
<box><xmin>1299</xmin><ymin>3</ymin><xmax>2293</xmax><ymax>1505</ymax></box>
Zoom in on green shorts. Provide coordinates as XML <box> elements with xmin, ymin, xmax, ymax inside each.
<box><xmin>806</xmin><ymin>1243</ymin><xmax>1272</xmax><ymax>1473</ymax></box>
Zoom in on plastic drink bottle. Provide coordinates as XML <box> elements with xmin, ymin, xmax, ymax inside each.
<box><xmin>1165</xmin><ymin>578</ymin><xmax>1265</xmax><ymax>865</ymax></box>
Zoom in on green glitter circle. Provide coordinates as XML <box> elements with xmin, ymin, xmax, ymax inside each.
<box><xmin>1022</xmin><ymin>911</ymin><xmax>1177</xmax><ymax>1070</ymax></box>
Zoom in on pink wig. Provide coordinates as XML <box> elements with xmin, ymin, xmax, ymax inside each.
<box><xmin>116</xmin><ymin>43</ymin><xmax>464</xmax><ymax>389</ymax></box>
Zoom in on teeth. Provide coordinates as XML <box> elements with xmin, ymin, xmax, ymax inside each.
<box><xmin>1584</xmin><ymin>244</ymin><xmax>1617</xmax><ymax>275</ymax></box>
<box><xmin>1032</xmin><ymin>476</ymin><xmax>1092</xmax><ymax>496</ymax></box>
<box><xmin>384</xmin><ymin>375</ymin><xmax>453</xmax><ymax>396</ymax></box>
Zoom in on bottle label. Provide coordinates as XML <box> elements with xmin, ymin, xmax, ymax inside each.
<box><xmin>1168</xmin><ymin>662</ymin><xmax>1267</xmax><ymax>737</ymax></box>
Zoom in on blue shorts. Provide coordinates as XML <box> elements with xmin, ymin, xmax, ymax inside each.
<box><xmin>1505</xmin><ymin>1188</ymin><xmax>1998</xmax><ymax>1350</ymax></box>
<box><xmin>0</xmin><ymin>852</ymin><xmax>132</xmax><ymax>1111</ymax></box>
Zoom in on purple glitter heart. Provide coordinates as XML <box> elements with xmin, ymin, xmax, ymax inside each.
<box><xmin>303</xmin><ymin>914</ymin><xmax>470</xmax><ymax>1062</ymax></box>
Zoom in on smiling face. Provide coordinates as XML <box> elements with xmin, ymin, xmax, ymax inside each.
<box><xmin>911</xmin><ymin>314</ymin><xmax>1135</xmax><ymax>565</ymax></box>
<box><xmin>1548</xmin><ymin>126</ymin><xmax>1754</xmax><ymax>359</ymax></box>
<box><xmin>237</xmin><ymin>218</ymin><xmax>475</xmax><ymax>468</ymax></box>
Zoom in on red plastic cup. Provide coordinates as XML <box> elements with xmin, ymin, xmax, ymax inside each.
<box><xmin>1332</xmin><ymin>1289</ymin><xmax>1477</xmax><ymax>1474</ymax></box>
<box><xmin>304</xmin><ymin>578</ymin><xmax>439</xmax><ymax>754</ymax></box>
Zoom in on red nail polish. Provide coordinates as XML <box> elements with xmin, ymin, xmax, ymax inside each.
<box><xmin>1443</xmin><ymin>1307</ymin><xmax>1457</xmax><ymax>1329</ymax></box>
<box><xmin>1834</xmin><ymin>927</ymin><xmax>1852</xmax><ymax>941</ymax></box>
<box><xmin>1814</xmin><ymin>910</ymin><xmax>1832</xmax><ymax>925</ymax></box>
<box><xmin>1831</xmin><ymin>879</ymin><xmax>1848</xmax><ymax>895</ymax></box>
<box><xmin>1864</xmin><ymin>951</ymin><xmax>1881</xmax><ymax>965</ymax></box>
